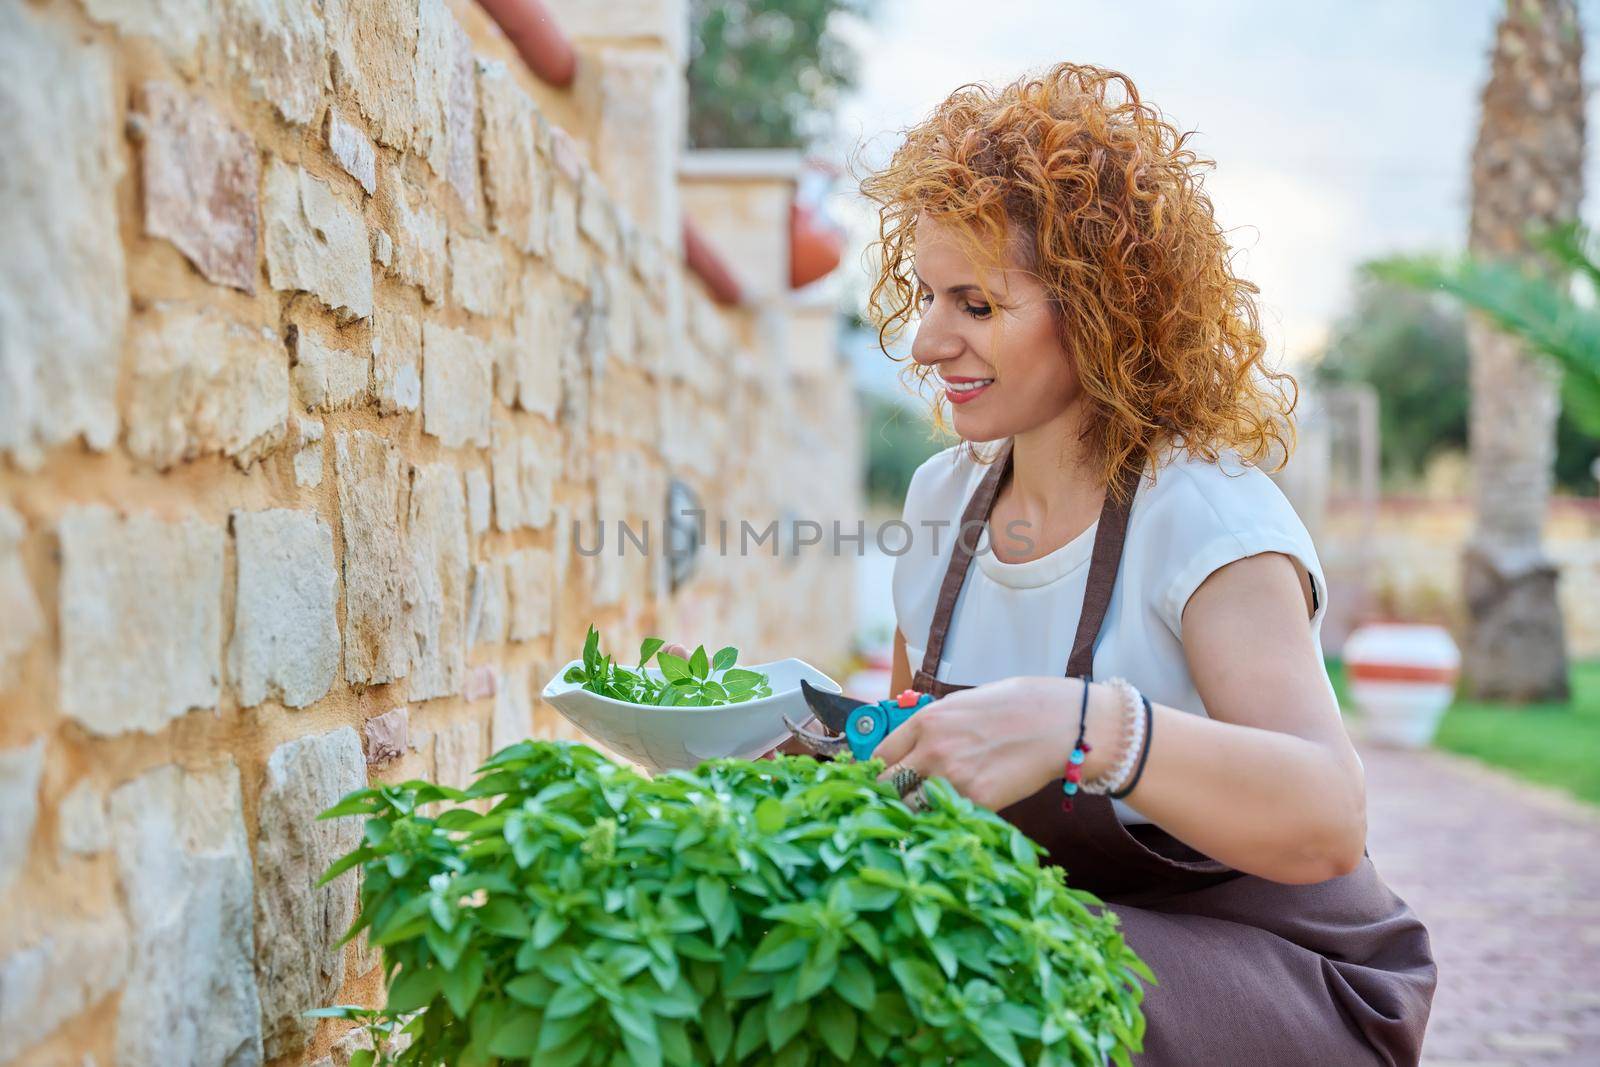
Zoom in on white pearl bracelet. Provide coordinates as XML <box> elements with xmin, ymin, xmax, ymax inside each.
<box><xmin>1081</xmin><ymin>677</ymin><xmax>1145</xmax><ymax>796</ymax></box>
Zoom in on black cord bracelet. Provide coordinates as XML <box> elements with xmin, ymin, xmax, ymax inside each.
<box><xmin>1109</xmin><ymin>693</ymin><xmax>1153</xmax><ymax>800</ymax></box>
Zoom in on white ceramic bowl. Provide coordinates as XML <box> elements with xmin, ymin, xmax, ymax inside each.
<box><xmin>540</xmin><ymin>658</ymin><xmax>842</xmax><ymax>773</ymax></box>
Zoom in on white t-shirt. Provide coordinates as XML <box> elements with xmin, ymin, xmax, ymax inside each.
<box><xmin>891</xmin><ymin>442</ymin><xmax>1333</xmax><ymax>824</ymax></box>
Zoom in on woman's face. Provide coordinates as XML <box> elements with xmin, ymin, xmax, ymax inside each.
<box><xmin>909</xmin><ymin>216</ymin><xmax>1080</xmax><ymax>443</ymax></box>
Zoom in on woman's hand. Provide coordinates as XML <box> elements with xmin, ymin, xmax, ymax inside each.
<box><xmin>872</xmin><ymin>676</ymin><xmax>1102</xmax><ymax>812</ymax></box>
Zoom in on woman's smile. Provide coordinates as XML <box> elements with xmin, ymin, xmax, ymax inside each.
<box><xmin>941</xmin><ymin>373</ymin><xmax>996</xmax><ymax>404</ymax></box>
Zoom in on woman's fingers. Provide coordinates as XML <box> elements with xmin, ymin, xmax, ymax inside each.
<box><xmin>660</xmin><ymin>642</ymin><xmax>691</xmax><ymax>661</ymax></box>
<box><xmin>873</xmin><ymin>712</ymin><xmax>918</xmax><ymax>767</ymax></box>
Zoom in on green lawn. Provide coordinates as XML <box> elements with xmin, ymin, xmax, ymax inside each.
<box><xmin>1328</xmin><ymin>658</ymin><xmax>1600</xmax><ymax>806</ymax></box>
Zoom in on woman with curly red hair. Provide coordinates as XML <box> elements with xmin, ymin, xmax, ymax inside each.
<box><xmin>862</xmin><ymin>63</ymin><xmax>1437</xmax><ymax>1064</ymax></box>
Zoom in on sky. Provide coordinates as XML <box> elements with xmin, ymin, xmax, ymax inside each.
<box><xmin>824</xmin><ymin>0</ymin><xmax>1600</xmax><ymax>399</ymax></box>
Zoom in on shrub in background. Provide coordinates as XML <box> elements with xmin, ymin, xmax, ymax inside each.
<box><xmin>317</xmin><ymin>741</ymin><xmax>1150</xmax><ymax>1066</ymax></box>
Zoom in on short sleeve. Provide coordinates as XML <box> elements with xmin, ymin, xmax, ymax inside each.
<box><xmin>1145</xmin><ymin>458</ymin><xmax>1327</xmax><ymax>641</ymax></box>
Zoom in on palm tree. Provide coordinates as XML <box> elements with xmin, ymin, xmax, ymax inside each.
<box><xmin>1373</xmin><ymin>0</ymin><xmax>1582</xmax><ymax>702</ymax></box>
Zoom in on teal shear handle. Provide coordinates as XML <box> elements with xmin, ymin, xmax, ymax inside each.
<box><xmin>788</xmin><ymin>681</ymin><xmax>936</xmax><ymax>761</ymax></box>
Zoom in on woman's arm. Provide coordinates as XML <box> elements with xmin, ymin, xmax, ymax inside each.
<box><xmin>1091</xmin><ymin>551</ymin><xmax>1367</xmax><ymax>884</ymax></box>
<box><xmin>873</xmin><ymin>551</ymin><xmax>1367</xmax><ymax>886</ymax></box>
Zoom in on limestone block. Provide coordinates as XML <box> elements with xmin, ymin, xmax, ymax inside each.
<box><xmin>135</xmin><ymin>81</ymin><xmax>260</xmax><ymax>292</ymax></box>
<box><xmin>465</xmin><ymin>467</ymin><xmax>491</xmax><ymax>536</ymax></box>
<box><xmin>449</xmin><ymin>232</ymin><xmax>508</xmax><ymax>316</ymax></box>
<box><xmin>291</xmin><ymin>320</ymin><xmax>370</xmax><ymax>410</ymax></box>
<box><xmin>293</xmin><ymin>416</ymin><xmax>324</xmax><ymax>488</ymax></box>
<box><xmin>363</xmin><ymin>707</ymin><xmax>409</xmax><ymax>766</ymax></box>
<box><xmin>58</xmin><ymin>508</ymin><xmax>224</xmax><ymax>735</ymax></box>
<box><xmin>125</xmin><ymin>303</ymin><xmax>289</xmax><ymax>470</ymax></box>
<box><xmin>372</xmin><ymin>228</ymin><xmax>394</xmax><ymax>268</ymax></box>
<box><xmin>478</xmin><ymin>61</ymin><xmax>549</xmax><ymax>256</ymax></box>
<box><xmin>253</xmin><ymin>727</ymin><xmax>366</xmax><ymax>1059</ymax></box>
<box><xmin>229</xmin><ymin>509</ymin><xmax>340</xmax><ymax>709</ymax></box>
<box><xmin>578</xmin><ymin>166</ymin><xmax>620</xmax><ymax>259</ymax></box>
<box><xmin>371</xmin><ymin>301</ymin><xmax>422</xmax><ymax>414</ymax></box>
<box><xmin>421</xmin><ymin>322</ymin><xmax>491</xmax><ymax>448</ymax></box>
<box><xmin>0</xmin><ymin>739</ymin><xmax>44</xmax><ymax>897</ymax></box>
<box><xmin>490</xmin><ymin>417</ymin><xmax>556</xmax><ymax>532</ymax></box>
<box><xmin>604</xmin><ymin>265</ymin><xmax>640</xmax><ymax>370</ymax></box>
<box><xmin>433</xmin><ymin>718</ymin><xmax>484</xmax><ymax>791</ymax></box>
<box><xmin>592</xmin><ymin>449</ymin><xmax>663</xmax><ymax>606</ymax></box>
<box><xmin>595</xmin><ymin>47</ymin><xmax>680</xmax><ymax>249</ymax></box>
<box><xmin>594</xmin><ymin>369</ymin><xmax>659</xmax><ymax>447</ymax></box>
<box><xmin>334</xmin><ymin>431</ymin><xmax>411</xmax><ymax>685</ymax></box>
<box><xmin>464</xmin><ymin>663</ymin><xmax>496</xmax><ymax>701</ymax></box>
<box><xmin>326</xmin><ymin>109</ymin><xmax>377</xmax><ymax>195</ymax></box>
<box><xmin>325</xmin><ymin>0</ymin><xmax>422</xmax><ymax>150</ymax></box>
<box><xmin>84</xmin><ymin>0</ymin><xmax>215</xmax><ymax>71</ymax></box>
<box><xmin>491</xmin><ymin>669</ymin><xmax>533</xmax><ymax>752</ymax></box>
<box><xmin>58</xmin><ymin>780</ymin><xmax>109</xmax><ymax>859</ymax></box>
<box><xmin>0</xmin><ymin>7</ymin><xmax>126</xmax><ymax>470</ymax></box>
<box><xmin>380</xmin><ymin>168</ymin><xmax>447</xmax><ymax>302</ymax></box>
<box><xmin>0</xmin><ymin>506</ymin><xmax>43</xmax><ymax>689</ymax></box>
<box><xmin>500</xmin><ymin>267</ymin><xmax>566</xmax><ymax>418</ymax></box>
<box><xmin>0</xmin><ymin>910</ymin><xmax>129</xmax><ymax>1062</ymax></box>
<box><xmin>265</xmin><ymin>160</ymin><xmax>373</xmax><ymax>320</ymax></box>
<box><xmin>222</xmin><ymin>0</ymin><xmax>327</xmax><ymax>126</ymax></box>
<box><xmin>505</xmin><ymin>548</ymin><xmax>553</xmax><ymax>642</ymax></box>
<box><xmin>406</xmin><ymin>464</ymin><xmax>468</xmax><ymax>701</ymax></box>
<box><xmin>547</xmin><ymin>170</ymin><xmax>584</xmax><ymax>282</ymax></box>
<box><xmin>417</xmin><ymin>0</ymin><xmax>481</xmax><ymax>216</ymax></box>
<box><xmin>467</xmin><ymin>561</ymin><xmax>506</xmax><ymax>648</ymax></box>
<box><xmin>111</xmin><ymin>762</ymin><xmax>263</xmax><ymax>1066</ymax></box>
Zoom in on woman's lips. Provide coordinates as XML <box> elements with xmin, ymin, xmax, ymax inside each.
<box><xmin>943</xmin><ymin>377</ymin><xmax>995</xmax><ymax>405</ymax></box>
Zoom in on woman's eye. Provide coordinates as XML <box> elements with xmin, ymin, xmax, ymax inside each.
<box><xmin>965</xmin><ymin>304</ymin><xmax>992</xmax><ymax>319</ymax></box>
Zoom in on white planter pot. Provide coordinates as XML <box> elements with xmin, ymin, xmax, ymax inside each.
<box><xmin>541</xmin><ymin>658</ymin><xmax>842</xmax><ymax>773</ymax></box>
<box><xmin>1342</xmin><ymin>623</ymin><xmax>1461</xmax><ymax>748</ymax></box>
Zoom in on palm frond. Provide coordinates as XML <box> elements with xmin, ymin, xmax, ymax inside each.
<box><xmin>1365</xmin><ymin>246</ymin><xmax>1600</xmax><ymax>436</ymax></box>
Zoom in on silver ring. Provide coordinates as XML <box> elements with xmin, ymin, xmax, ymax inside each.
<box><xmin>904</xmin><ymin>783</ymin><xmax>930</xmax><ymax>812</ymax></box>
<box><xmin>888</xmin><ymin>764</ymin><xmax>923</xmax><ymax>796</ymax></box>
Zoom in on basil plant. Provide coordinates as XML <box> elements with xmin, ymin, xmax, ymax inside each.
<box><xmin>315</xmin><ymin>741</ymin><xmax>1150</xmax><ymax>1066</ymax></box>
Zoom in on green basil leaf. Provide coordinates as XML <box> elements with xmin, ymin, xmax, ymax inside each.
<box><xmin>477</xmin><ymin>897</ymin><xmax>530</xmax><ymax>938</ymax></box>
<box><xmin>442</xmin><ymin>947</ymin><xmax>485</xmax><ymax>1016</ymax></box>
<box><xmin>689</xmin><ymin>645</ymin><xmax>710</xmax><ymax>680</ymax></box>
<box><xmin>712</xmin><ymin>646</ymin><xmax>738</xmax><ymax>672</ymax></box>
<box><xmin>487</xmin><ymin>1010</ymin><xmax>542</xmax><ymax>1057</ymax></box>
<box><xmin>657</xmin><ymin>653</ymin><xmax>691</xmax><ymax>683</ymax></box>
<box><xmin>816</xmin><ymin>994</ymin><xmax>858</xmax><ymax>1061</ymax></box>
<box><xmin>384</xmin><ymin>965</ymin><xmax>441</xmax><ymax>1012</ymax></box>
<box><xmin>546</xmin><ymin>981</ymin><xmax>597</xmax><ymax>1020</ymax></box>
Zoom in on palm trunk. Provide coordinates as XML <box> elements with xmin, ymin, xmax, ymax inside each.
<box><xmin>1462</xmin><ymin>0</ymin><xmax>1583</xmax><ymax>701</ymax></box>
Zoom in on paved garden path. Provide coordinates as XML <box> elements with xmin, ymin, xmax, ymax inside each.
<box><xmin>1359</xmin><ymin>738</ymin><xmax>1600</xmax><ymax>1066</ymax></box>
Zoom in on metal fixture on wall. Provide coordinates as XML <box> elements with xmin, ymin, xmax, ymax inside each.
<box><xmin>665</xmin><ymin>478</ymin><xmax>702</xmax><ymax>592</ymax></box>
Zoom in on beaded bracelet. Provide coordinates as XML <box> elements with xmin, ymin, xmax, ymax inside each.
<box><xmin>1082</xmin><ymin>678</ymin><xmax>1143</xmax><ymax>796</ymax></box>
<box><xmin>1059</xmin><ymin>678</ymin><xmax>1093</xmax><ymax>813</ymax></box>
<box><xmin>1109</xmin><ymin>693</ymin><xmax>1154</xmax><ymax>801</ymax></box>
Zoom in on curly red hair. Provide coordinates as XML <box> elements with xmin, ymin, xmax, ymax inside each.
<box><xmin>860</xmin><ymin>62</ymin><xmax>1296</xmax><ymax>491</ymax></box>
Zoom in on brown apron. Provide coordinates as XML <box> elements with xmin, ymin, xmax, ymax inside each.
<box><xmin>914</xmin><ymin>441</ymin><xmax>1437</xmax><ymax>1067</ymax></box>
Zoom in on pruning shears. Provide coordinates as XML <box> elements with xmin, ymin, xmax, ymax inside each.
<box><xmin>784</xmin><ymin>681</ymin><xmax>936</xmax><ymax>761</ymax></box>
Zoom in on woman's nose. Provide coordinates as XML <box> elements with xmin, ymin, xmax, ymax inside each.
<box><xmin>910</xmin><ymin>312</ymin><xmax>963</xmax><ymax>367</ymax></box>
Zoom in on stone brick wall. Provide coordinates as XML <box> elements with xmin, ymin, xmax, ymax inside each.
<box><xmin>0</xmin><ymin>2</ymin><xmax>859</xmax><ymax>1064</ymax></box>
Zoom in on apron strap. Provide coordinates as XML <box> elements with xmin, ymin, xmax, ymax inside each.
<box><xmin>916</xmin><ymin>441</ymin><xmax>1014</xmax><ymax>681</ymax></box>
<box><xmin>1064</xmin><ymin>464</ymin><xmax>1142</xmax><ymax>678</ymax></box>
